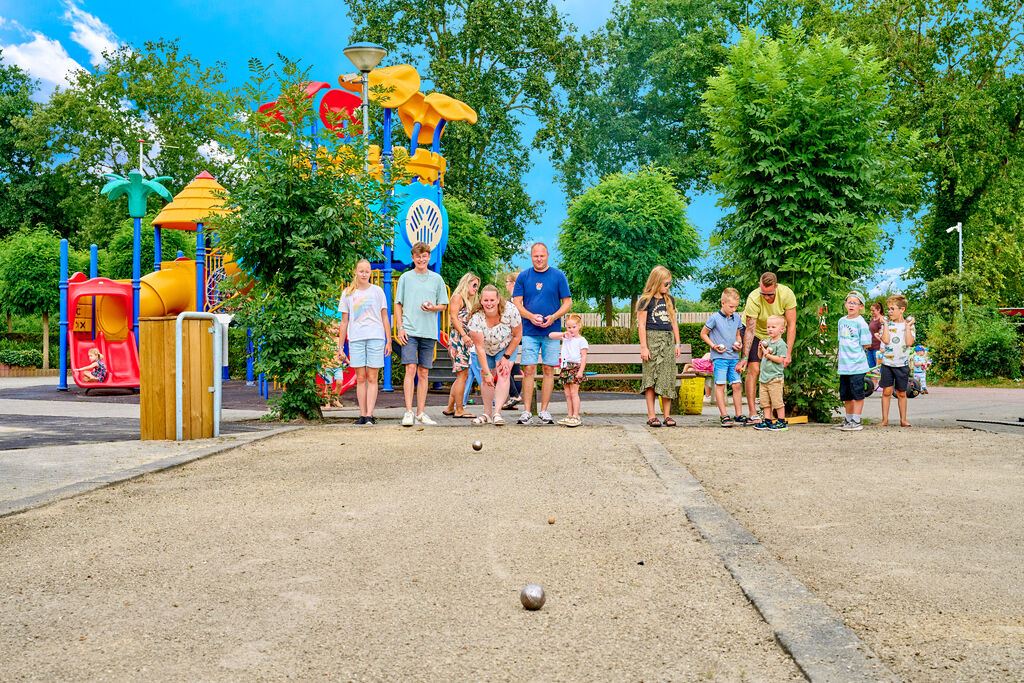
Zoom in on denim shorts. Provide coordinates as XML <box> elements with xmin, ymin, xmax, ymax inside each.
<box><xmin>400</xmin><ymin>336</ymin><xmax>436</xmax><ymax>368</ymax></box>
<box><xmin>349</xmin><ymin>338</ymin><xmax>386</xmax><ymax>369</ymax></box>
<box><xmin>521</xmin><ymin>335</ymin><xmax>560</xmax><ymax>367</ymax></box>
<box><xmin>712</xmin><ymin>358</ymin><xmax>741</xmax><ymax>385</ymax></box>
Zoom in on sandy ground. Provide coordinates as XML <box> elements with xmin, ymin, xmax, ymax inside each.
<box><xmin>0</xmin><ymin>427</ymin><xmax>801</xmax><ymax>682</ymax></box>
<box><xmin>655</xmin><ymin>425</ymin><xmax>1024</xmax><ymax>682</ymax></box>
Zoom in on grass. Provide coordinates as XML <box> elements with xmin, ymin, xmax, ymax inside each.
<box><xmin>934</xmin><ymin>377</ymin><xmax>1024</xmax><ymax>389</ymax></box>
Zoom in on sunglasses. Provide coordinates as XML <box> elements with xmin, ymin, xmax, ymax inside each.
<box><xmin>760</xmin><ymin>290</ymin><xmax>776</xmax><ymax>298</ymax></box>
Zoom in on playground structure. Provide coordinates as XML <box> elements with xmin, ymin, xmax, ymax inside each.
<box><xmin>56</xmin><ymin>58</ymin><xmax>476</xmax><ymax>404</ymax></box>
<box><xmin>256</xmin><ymin>62</ymin><xmax>477</xmax><ymax>391</ymax></box>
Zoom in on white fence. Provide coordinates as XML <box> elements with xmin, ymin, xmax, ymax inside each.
<box><xmin>577</xmin><ymin>312</ymin><xmax>713</xmax><ymax>327</ymax></box>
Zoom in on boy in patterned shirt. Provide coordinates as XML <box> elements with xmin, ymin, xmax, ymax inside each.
<box><xmin>876</xmin><ymin>294</ymin><xmax>916</xmax><ymax>427</ymax></box>
<box><xmin>835</xmin><ymin>291</ymin><xmax>872</xmax><ymax>431</ymax></box>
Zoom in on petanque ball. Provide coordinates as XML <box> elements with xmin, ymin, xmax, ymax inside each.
<box><xmin>472</xmin><ymin>441</ymin><xmax>483</xmax><ymax>451</ymax></box>
<box><xmin>520</xmin><ymin>584</ymin><xmax>546</xmax><ymax>610</ymax></box>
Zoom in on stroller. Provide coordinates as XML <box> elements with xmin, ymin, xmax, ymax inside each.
<box><xmin>864</xmin><ymin>360</ymin><xmax>921</xmax><ymax>399</ymax></box>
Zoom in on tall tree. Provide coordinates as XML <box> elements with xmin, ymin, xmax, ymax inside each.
<box><xmin>703</xmin><ymin>29</ymin><xmax>917</xmax><ymax>421</ymax></box>
<box><xmin>545</xmin><ymin>0</ymin><xmax>732</xmax><ymax>199</ymax></box>
<box><xmin>558</xmin><ymin>166</ymin><xmax>701</xmax><ymax>326</ymax></box>
<box><xmin>347</xmin><ymin>0</ymin><xmax>579</xmax><ymax>259</ymax></box>
<box><xmin>440</xmin><ymin>196</ymin><xmax>500</xmax><ymax>286</ymax></box>
<box><xmin>23</xmin><ymin>40</ymin><xmax>244</xmax><ymax>248</ymax></box>
<box><xmin>217</xmin><ymin>60</ymin><xmax>398</xmax><ymax>421</ymax></box>
<box><xmin>834</xmin><ymin>0</ymin><xmax>1024</xmax><ymax>289</ymax></box>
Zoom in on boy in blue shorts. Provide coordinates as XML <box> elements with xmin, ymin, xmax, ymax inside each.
<box><xmin>701</xmin><ymin>287</ymin><xmax>746</xmax><ymax>427</ymax></box>
<box><xmin>836</xmin><ymin>291</ymin><xmax>872</xmax><ymax>431</ymax></box>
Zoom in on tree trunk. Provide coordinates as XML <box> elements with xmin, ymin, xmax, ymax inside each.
<box><xmin>630</xmin><ymin>293</ymin><xmax>638</xmax><ymax>330</ymax></box>
<box><xmin>604</xmin><ymin>296</ymin><xmax>614</xmax><ymax>327</ymax></box>
<box><xmin>42</xmin><ymin>312</ymin><xmax>50</xmax><ymax>370</ymax></box>
<box><xmin>6</xmin><ymin>312</ymin><xmax>11</xmax><ymax>333</ymax></box>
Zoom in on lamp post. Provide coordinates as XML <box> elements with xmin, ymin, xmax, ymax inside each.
<box><xmin>946</xmin><ymin>221</ymin><xmax>963</xmax><ymax>312</ymax></box>
<box><xmin>344</xmin><ymin>42</ymin><xmax>394</xmax><ymax>391</ymax></box>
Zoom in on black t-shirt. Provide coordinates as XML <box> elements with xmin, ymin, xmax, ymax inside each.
<box><xmin>639</xmin><ymin>295</ymin><xmax>673</xmax><ymax>332</ymax></box>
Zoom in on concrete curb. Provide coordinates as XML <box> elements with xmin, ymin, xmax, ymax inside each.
<box><xmin>0</xmin><ymin>426</ymin><xmax>302</xmax><ymax>519</ymax></box>
<box><xmin>623</xmin><ymin>425</ymin><xmax>897</xmax><ymax>682</ymax></box>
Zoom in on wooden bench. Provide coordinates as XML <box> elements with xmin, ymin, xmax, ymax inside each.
<box><xmin>584</xmin><ymin>343</ymin><xmax>694</xmax><ymax>380</ymax></box>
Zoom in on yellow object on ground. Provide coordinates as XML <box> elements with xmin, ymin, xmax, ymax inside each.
<box><xmin>678</xmin><ymin>376</ymin><xmax>706</xmax><ymax>415</ymax></box>
<box><xmin>152</xmin><ymin>171</ymin><xmax>231</xmax><ymax>231</ymax></box>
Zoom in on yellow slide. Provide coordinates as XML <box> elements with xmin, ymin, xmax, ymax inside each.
<box><xmin>92</xmin><ymin>259</ymin><xmax>198</xmax><ymax>342</ymax></box>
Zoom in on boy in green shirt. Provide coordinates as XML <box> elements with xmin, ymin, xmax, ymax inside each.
<box><xmin>754</xmin><ymin>315</ymin><xmax>789</xmax><ymax>431</ymax></box>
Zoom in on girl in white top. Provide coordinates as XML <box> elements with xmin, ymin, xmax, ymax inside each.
<box><xmin>337</xmin><ymin>259</ymin><xmax>391</xmax><ymax>424</ymax></box>
<box><xmin>548</xmin><ymin>313</ymin><xmax>589</xmax><ymax>427</ymax></box>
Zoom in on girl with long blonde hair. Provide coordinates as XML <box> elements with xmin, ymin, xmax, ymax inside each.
<box><xmin>336</xmin><ymin>258</ymin><xmax>391</xmax><ymax>424</ymax></box>
<box><xmin>444</xmin><ymin>272</ymin><xmax>482</xmax><ymax>418</ymax></box>
<box><xmin>637</xmin><ymin>265</ymin><xmax>682</xmax><ymax>427</ymax></box>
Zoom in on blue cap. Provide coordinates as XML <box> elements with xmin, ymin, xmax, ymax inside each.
<box><xmin>915</xmin><ymin>345</ymin><xmax>925</xmax><ymax>352</ymax></box>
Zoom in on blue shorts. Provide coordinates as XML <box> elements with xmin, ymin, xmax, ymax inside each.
<box><xmin>521</xmin><ymin>335</ymin><xmax>560</xmax><ymax>367</ymax></box>
<box><xmin>321</xmin><ymin>367</ymin><xmax>346</xmax><ymax>382</ymax></box>
<box><xmin>713</xmin><ymin>358</ymin><xmax>741</xmax><ymax>385</ymax></box>
<box><xmin>400</xmin><ymin>336</ymin><xmax>436</xmax><ymax>369</ymax></box>
<box><xmin>349</xmin><ymin>338</ymin><xmax>386</xmax><ymax>368</ymax></box>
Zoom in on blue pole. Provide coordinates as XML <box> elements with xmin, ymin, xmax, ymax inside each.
<box><xmin>176</xmin><ymin>249</ymin><xmax>184</xmax><ymax>259</ymax></box>
<box><xmin>154</xmin><ymin>226</ymin><xmax>162</xmax><ymax>271</ymax></box>
<box><xmin>90</xmin><ymin>244</ymin><xmax>98</xmax><ymax>341</ymax></box>
<box><xmin>431</xmin><ymin>120</ymin><xmax>446</xmax><ymax>154</ymax></box>
<box><xmin>311</xmin><ymin>118</ymin><xmax>318</xmax><ymax>175</ymax></box>
<box><xmin>383</xmin><ymin>244</ymin><xmax>394</xmax><ymax>392</ymax></box>
<box><xmin>132</xmin><ymin>217</ymin><xmax>141</xmax><ymax>348</ymax></box>
<box><xmin>195</xmin><ymin>222</ymin><xmax>206</xmax><ymax>312</ymax></box>
<box><xmin>410</xmin><ymin>122</ymin><xmax>421</xmax><ymax>155</ymax></box>
<box><xmin>246</xmin><ymin>327</ymin><xmax>255</xmax><ymax>385</ymax></box>
<box><xmin>383</xmin><ymin>109</ymin><xmax>393</xmax><ymax>161</ymax></box>
<box><xmin>58</xmin><ymin>239</ymin><xmax>69</xmax><ymax>391</ymax></box>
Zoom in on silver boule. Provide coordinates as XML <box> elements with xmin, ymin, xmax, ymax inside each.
<box><xmin>520</xmin><ymin>584</ymin><xmax>546</xmax><ymax>610</ymax></box>
<box><xmin>472</xmin><ymin>441</ymin><xmax>483</xmax><ymax>451</ymax></box>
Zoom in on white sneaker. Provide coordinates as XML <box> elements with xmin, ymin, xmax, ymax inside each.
<box><xmin>517</xmin><ymin>411</ymin><xmax>533</xmax><ymax>425</ymax></box>
<box><xmin>557</xmin><ymin>417</ymin><xmax>572</xmax><ymax>426</ymax></box>
<box><xmin>538</xmin><ymin>411</ymin><xmax>554</xmax><ymax>424</ymax></box>
<box><xmin>416</xmin><ymin>413</ymin><xmax>437</xmax><ymax>426</ymax></box>
<box><xmin>402</xmin><ymin>411</ymin><xmax>415</xmax><ymax>427</ymax></box>
<box><xmin>833</xmin><ymin>418</ymin><xmax>850</xmax><ymax>429</ymax></box>
<box><xmin>567</xmin><ymin>416</ymin><xmax>582</xmax><ymax>428</ymax></box>
<box><xmin>846</xmin><ymin>421</ymin><xmax>863</xmax><ymax>431</ymax></box>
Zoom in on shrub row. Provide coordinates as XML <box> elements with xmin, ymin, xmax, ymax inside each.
<box><xmin>0</xmin><ymin>349</ymin><xmax>44</xmax><ymax>367</ymax></box>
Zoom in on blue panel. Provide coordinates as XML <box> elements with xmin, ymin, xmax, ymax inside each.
<box><xmin>390</xmin><ymin>181</ymin><xmax>449</xmax><ymax>270</ymax></box>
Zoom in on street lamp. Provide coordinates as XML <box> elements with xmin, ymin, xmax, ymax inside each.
<box><xmin>946</xmin><ymin>221</ymin><xmax>963</xmax><ymax>312</ymax></box>
<box><xmin>344</xmin><ymin>42</ymin><xmax>387</xmax><ymax>171</ymax></box>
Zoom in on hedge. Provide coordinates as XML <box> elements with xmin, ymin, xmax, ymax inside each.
<box><xmin>0</xmin><ymin>349</ymin><xmax>44</xmax><ymax>367</ymax></box>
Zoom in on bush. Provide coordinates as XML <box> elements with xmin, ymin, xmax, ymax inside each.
<box><xmin>928</xmin><ymin>307</ymin><xmax>1022</xmax><ymax>381</ymax></box>
<box><xmin>0</xmin><ymin>349</ymin><xmax>44</xmax><ymax>367</ymax></box>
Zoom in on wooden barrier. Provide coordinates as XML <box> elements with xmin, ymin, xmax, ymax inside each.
<box><xmin>139</xmin><ymin>315</ymin><xmax>214</xmax><ymax>440</ymax></box>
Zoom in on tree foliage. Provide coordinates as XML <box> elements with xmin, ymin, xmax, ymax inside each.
<box><xmin>440</xmin><ymin>196</ymin><xmax>499</xmax><ymax>286</ymax></box>
<box><xmin>833</xmin><ymin>0</ymin><xmax>1024</xmax><ymax>291</ymax></box>
<box><xmin>558</xmin><ymin>166</ymin><xmax>701</xmax><ymax>325</ymax></box>
<box><xmin>703</xmin><ymin>29</ymin><xmax>915</xmax><ymax>421</ymax></box>
<box><xmin>215</xmin><ymin>59</ymin><xmax>397</xmax><ymax>421</ymax></box>
<box><xmin>22</xmin><ymin>40</ymin><xmax>244</xmax><ymax>247</ymax></box>
<box><xmin>347</xmin><ymin>0</ymin><xmax>579</xmax><ymax>259</ymax></box>
<box><xmin>547</xmin><ymin>0</ymin><xmax>732</xmax><ymax>199</ymax></box>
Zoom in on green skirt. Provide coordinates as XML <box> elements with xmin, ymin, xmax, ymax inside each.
<box><xmin>642</xmin><ymin>329</ymin><xmax>677</xmax><ymax>398</ymax></box>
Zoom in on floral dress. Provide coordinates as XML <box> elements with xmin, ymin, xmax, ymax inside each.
<box><xmin>447</xmin><ymin>307</ymin><xmax>472</xmax><ymax>372</ymax></box>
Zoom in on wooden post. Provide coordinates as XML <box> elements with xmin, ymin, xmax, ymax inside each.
<box><xmin>140</xmin><ymin>315</ymin><xmax>214</xmax><ymax>440</ymax></box>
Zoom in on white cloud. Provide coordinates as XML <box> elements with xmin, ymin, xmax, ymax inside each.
<box><xmin>0</xmin><ymin>30</ymin><xmax>84</xmax><ymax>89</ymax></box>
<box><xmin>866</xmin><ymin>267</ymin><xmax>909</xmax><ymax>297</ymax></box>
<box><xmin>61</xmin><ymin>1</ymin><xmax>119</xmax><ymax>65</ymax></box>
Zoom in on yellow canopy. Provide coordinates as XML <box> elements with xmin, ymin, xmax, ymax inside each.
<box><xmin>152</xmin><ymin>171</ymin><xmax>230</xmax><ymax>231</ymax></box>
<box><xmin>424</xmin><ymin>93</ymin><xmax>478</xmax><ymax>124</ymax></box>
<box><xmin>338</xmin><ymin>64</ymin><xmax>421</xmax><ymax>109</ymax></box>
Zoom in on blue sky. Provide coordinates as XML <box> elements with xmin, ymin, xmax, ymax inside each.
<box><xmin>1</xmin><ymin>0</ymin><xmax>913</xmax><ymax>300</ymax></box>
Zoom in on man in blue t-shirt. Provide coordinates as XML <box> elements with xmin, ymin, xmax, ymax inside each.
<box><xmin>512</xmin><ymin>242</ymin><xmax>572</xmax><ymax>425</ymax></box>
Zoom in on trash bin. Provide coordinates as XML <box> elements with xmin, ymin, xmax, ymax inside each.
<box><xmin>678</xmin><ymin>376</ymin><xmax>705</xmax><ymax>415</ymax></box>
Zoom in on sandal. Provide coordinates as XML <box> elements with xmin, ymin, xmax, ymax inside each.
<box><xmin>647</xmin><ymin>417</ymin><xmax>662</xmax><ymax>428</ymax></box>
<box><xmin>442</xmin><ymin>409</ymin><xmax>456</xmax><ymax>416</ymax></box>
<box><xmin>492</xmin><ymin>413</ymin><xmax>505</xmax><ymax>425</ymax></box>
<box><xmin>471</xmin><ymin>414</ymin><xmax>492</xmax><ymax>425</ymax></box>
<box><xmin>662</xmin><ymin>417</ymin><xmax>677</xmax><ymax>427</ymax></box>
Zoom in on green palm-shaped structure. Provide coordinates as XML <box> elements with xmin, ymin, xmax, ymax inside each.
<box><xmin>101</xmin><ymin>171</ymin><xmax>174</xmax><ymax>218</ymax></box>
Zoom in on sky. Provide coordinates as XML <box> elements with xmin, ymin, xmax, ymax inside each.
<box><xmin>1</xmin><ymin>0</ymin><xmax>913</xmax><ymax>300</ymax></box>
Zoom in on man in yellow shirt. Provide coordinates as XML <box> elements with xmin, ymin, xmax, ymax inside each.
<box><xmin>735</xmin><ymin>272</ymin><xmax>797</xmax><ymax>424</ymax></box>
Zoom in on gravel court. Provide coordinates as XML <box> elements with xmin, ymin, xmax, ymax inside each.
<box><xmin>0</xmin><ymin>426</ymin><xmax>802</xmax><ymax>681</ymax></box>
<box><xmin>654</xmin><ymin>425</ymin><xmax>1024</xmax><ymax>681</ymax></box>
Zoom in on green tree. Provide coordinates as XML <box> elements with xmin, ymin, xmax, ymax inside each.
<box><xmin>703</xmin><ymin>29</ymin><xmax>916</xmax><ymax>421</ymax></box>
<box><xmin>558</xmin><ymin>166</ymin><xmax>701</xmax><ymax>326</ymax></box>
<box><xmin>348</xmin><ymin>0</ymin><xmax>579</xmax><ymax>259</ymax></box>
<box><xmin>0</xmin><ymin>51</ymin><xmax>76</xmax><ymax>239</ymax></box>
<box><xmin>23</xmin><ymin>40</ymin><xmax>244</xmax><ymax>247</ymax></box>
<box><xmin>0</xmin><ymin>229</ymin><xmax>74</xmax><ymax>368</ymax></box>
<box><xmin>440</xmin><ymin>196</ymin><xmax>499</xmax><ymax>286</ymax></box>
<box><xmin>547</xmin><ymin>0</ymin><xmax>731</xmax><ymax>199</ymax></box>
<box><xmin>216</xmin><ymin>59</ymin><xmax>397</xmax><ymax>421</ymax></box>
<box><xmin>834</xmin><ymin>0</ymin><xmax>1024</xmax><ymax>290</ymax></box>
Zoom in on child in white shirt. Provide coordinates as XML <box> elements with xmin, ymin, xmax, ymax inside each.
<box><xmin>549</xmin><ymin>313</ymin><xmax>589</xmax><ymax>427</ymax></box>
